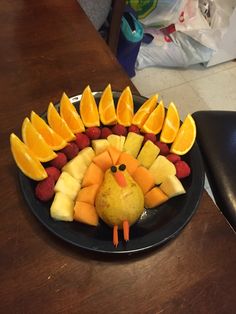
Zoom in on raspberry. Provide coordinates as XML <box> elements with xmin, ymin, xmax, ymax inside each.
<box><xmin>112</xmin><ymin>124</ymin><xmax>127</xmax><ymax>136</ymax></box>
<box><xmin>75</xmin><ymin>133</ymin><xmax>90</xmax><ymax>150</ymax></box>
<box><xmin>128</xmin><ymin>125</ymin><xmax>140</xmax><ymax>134</ymax></box>
<box><xmin>166</xmin><ymin>153</ymin><xmax>181</xmax><ymax>164</ymax></box>
<box><xmin>100</xmin><ymin>127</ymin><xmax>112</xmax><ymax>139</ymax></box>
<box><xmin>143</xmin><ymin>133</ymin><xmax>156</xmax><ymax>143</ymax></box>
<box><xmin>85</xmin><ymin>127</ymin><xmax>101</xmax><ymax>140</ymax></box>
<box><xmin>50</xmin><ymin>152</ymin><xmax>67</xmax><ymax>170</ymax></box>
<box><xmin>155</xmin><ymin>141</ymin><xmax>170</xmax><ymax>156</ymax></box>
<box><xmin>175</xmin><ymin>160</ymin><xmax>191</xmax><ymax>179</ymax></box>
<box><xmin>61</xmin><ymin>142</ymin><xmax>79</xmax><ymax>160</ymax></box>
<box><xmin>35</xmin><ymin>176</ymin><xmax>55</xmax><ymax>202</ymax></box>
<box><xmin>45</xmin><ymin>167</ymin><xmax>60</xmax><ymax>182</ymax></box>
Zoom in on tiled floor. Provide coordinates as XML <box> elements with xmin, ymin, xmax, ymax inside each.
<box><xmin>132</xmin><ymin>61</ymin><xmax>236</xmax><ymax>120</ymax></box>
<box><xmin>131</xmin><ymin>60</ymin><xmax>236</xmax><ymax>200</ymax></box>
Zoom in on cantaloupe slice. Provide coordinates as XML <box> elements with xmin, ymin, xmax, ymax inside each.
<box><xmin>118</xmin><ymin>152</ymin><xmax>140</xmax><ymax>175</ymax></box>
<box><xmin>82</xmin><ymin>162</ymin><xmax>104</xmax><ymax>187</ymax></box>
<box><xmin>107</xmin><ymin>146</ymin><xmax>121</xmax><ymax>165</ymax></box>
<box><xmin>74</xmin><ymin>201</ymin><xmax>99</xmax><ymax>226</ymax></box>
<box><xmin>144</xmin><ymin>187</ymin><xmax>169</xmax><ymax>209</ymax></box>
<box><xmin>92</xmin><ymin>150</ymin><xmax>113</xmax><ymax>172</ymax></box>
<box><xmin>132</xmin><ymin>166</ymin><xmax>155</xmax><ymax>194</ymax></box>
<box><xmin>76</xmin><ymin>184</ymin><xmax>100</xmax><ymax>205</ymax></box>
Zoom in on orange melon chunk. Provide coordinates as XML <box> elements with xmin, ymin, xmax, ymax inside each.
<box><xmin>92</xmin><ymin>150</ymin><xmax>113</xmax><ymax>172</ymax></box>
<box><xmin>132</xmin><ymin>166</ymin><xmax>155</xmax><ymax>194</ymax></box>
<box><xmin>74</xmin><ymin>201</ymin><xmax>99</xmax><ymax>226</ymax></box>
<box><xmin>76</xmin><ymin>184</ymin><xmax>100</xmax><ymax>205</ymax></box>
<box><xmin>82</xmin><ymin>162</ymin><xmax>104</xmax><ymax>187</ymax></box>
<box><xmin>144</xmin><ymin>187</ymin><xmax>169</xmax><ymax>209</ymax></box>
<box><xmin>118</xmin><ymin>152</ymin><xmax>140</xmax><ymax>175</ymax></box>
<box><xmin>107</xmin><ymin>146</ymin><xmax>121</xmax><ymax>165</ymax></box>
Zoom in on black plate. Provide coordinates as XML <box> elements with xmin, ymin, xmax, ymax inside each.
<box><xmin>19</xmin><ymin>92</ymin><xmax>205</xmax><ymax>254</ymax></box>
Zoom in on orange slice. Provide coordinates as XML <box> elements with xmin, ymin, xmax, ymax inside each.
<box><xmin>10</xmin><ymin>133</ymin><xmax>47</xmax><ymax>181</ymax></box>
<box><xmin>47</xmin><ymin>102</ymin><xmax>76</xmax><ymax>142</ymax></box>
<box><xmin>170</xmin><ymin>114</ymin><xmax>196</xmax><ymax>155</ymax></box>
<box><xmin>132</xmin><ymin>94</ymin><xmax>158</xmax><ymax>128</ymax></box>
<box><xmin>160</xmin><ymin>102</ymin><xmax>180</xmax><ymax>143</ymax></box>
<box><xmin>141</xmin><ymin>100</ymin><xmax>165</xmax><ymax>134</ymax></box>
<box><xmin>60</xmin><ymin>92</ymin><xmax>85</xmax><ymax>133</ymax></box>
<box><xmin>79</xmin><ymin>85</ymin><xmax>100</xmax><ymax>127</ymax></box>
<box><xmin>98</xmin><ymin>84</ymin><xmax>117</xmax><ymax>125</ymax></box>
<box><xmin>116</xmin><ymin>86</ymin><xmax>134</xmax><ymax>126</ymax></box>
<box><xmin>22</xmin><ymin>118</ymin><xmax>57</xmax><ymax>162</ymax></box>
<box><xmin>31</xmin><ymin>111</ymin><xmax>67</xmax><ymax>150</ymax></box>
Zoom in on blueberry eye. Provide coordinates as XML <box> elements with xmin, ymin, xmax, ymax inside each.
<box><xmin>111</xmin><ymin>165</ymin><xmax>117</xmax><ymax>173</ymax></box>
<box><xmin>119</xmin><ymin>164</ymin><xmax>126</xmax><ymax>171</ymax></box>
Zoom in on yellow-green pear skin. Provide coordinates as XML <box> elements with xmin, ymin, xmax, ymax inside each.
<box><xmin>95</xmin><ymin>167</ymin><xmax>144</xmax><ymax>229</ymax></box>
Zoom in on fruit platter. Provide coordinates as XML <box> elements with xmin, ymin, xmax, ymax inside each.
<box><xmin>10</xmin><ymin>85</ymin><xmax>204</xmax><ymax>254</ymax></box>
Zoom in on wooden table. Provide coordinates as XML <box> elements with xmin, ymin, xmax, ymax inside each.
<box><xmin>1</xmin><ymin>1</ymin><xmax>235</xmax><ymax>313</ymax></box>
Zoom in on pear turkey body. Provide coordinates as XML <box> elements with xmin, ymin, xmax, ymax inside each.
<box><xmin>95</xmin><ymin>169</ymin><xmax>144</xmax><ymax>229</ymax></box>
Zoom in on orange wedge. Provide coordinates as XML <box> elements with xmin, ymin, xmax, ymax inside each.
<box><xmin>98</xmin><ymin>84</ymin><xmax>117</xmax><ymax>125</ymax></box>
<box><xmin>141</xmin><ymin>100</ymin><xmax>165</xmax><ymax>134</ymax></box>
<box><xmin>79</xmin><ymin>85</ymin><xmax>100</xmax><ymax>127</ymax></box>
<box><xmin>132</xmin><ymin>94</ymin><xmax>158</xmax><ymax>128</ymax></box>
<box><xmin>10</xmin><ymin>133</ymin><xmax>47</xmax><ymax>181</ymax></box>
<box><xmin>116</xmin><ymin>86</ymin><xmax>134</xmax><ymax>126</ymax></box>
<box><xmin>170</xmin><ymin>114</ymin><xmax>196</xmax><ymax>155</ymax></box>
<box><xmin>22</xmin><ymin>118</ymin><xmax>57</xmax><ymax>162</ymax></box>
<box><xmin>60</xmin><ymin>92</ymin><xmax>85</xmax><ymax>133</ymax></box>
<box><xmin>31</xmin><ymin>111</ymin><xmax>67</xmax><ymax>150</ymax></box>
<box><xmin>47</xmin><ymin>102</ymin><xmax>76</xmax><ymax>142</ymax></box>
<box><xmin>160</xmin><ymin>102</ymin><xmax>180</xmax><ymax>143</ymax></box>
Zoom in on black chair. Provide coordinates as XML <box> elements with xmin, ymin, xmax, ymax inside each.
<box><xmin>192</xmin><ymin>111</ymin><xmax>236</xmax><ymax>231</ymax></box>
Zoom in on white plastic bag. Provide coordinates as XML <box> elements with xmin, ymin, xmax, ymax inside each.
<box><xmin>136</xmin><ymin>29</ymin><xmax>213</xmax><ymax>68</ymax></box>
<box><xmin>175</xmin><ymin>0</ymin><xmax>236</xmax><ymax>50</ymax></box>
<box><xmin>136</xmin><ymin>0</ymin><xmax>236</xmax><ymax>69</ymax></box>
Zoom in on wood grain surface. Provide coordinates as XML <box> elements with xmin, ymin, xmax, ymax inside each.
<box><xmin>0</xmin><ymin>1</ymin><xmax>235</xmax><ymax>313</ymax></box>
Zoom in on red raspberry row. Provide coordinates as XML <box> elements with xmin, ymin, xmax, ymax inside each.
<box><xmin>34</xmin><ymin>123</ymin><xmax>191</xmax><ymax>202</ymax></box>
